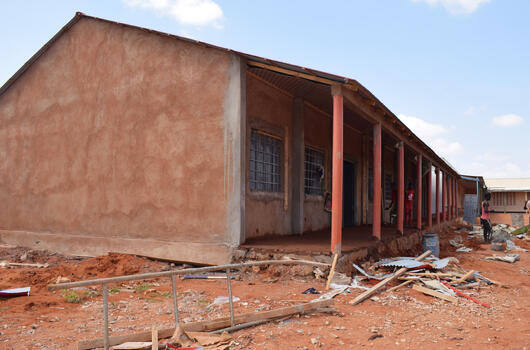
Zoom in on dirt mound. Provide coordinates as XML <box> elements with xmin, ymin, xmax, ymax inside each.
<box><xmin>0</xmin><ymin>250</ymin><xmax>168</xmax><ymax>292</ymax></box>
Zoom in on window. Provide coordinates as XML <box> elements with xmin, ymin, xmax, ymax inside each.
<box><xmin>507</xmin><ymin>192</ymin><xmax>515</xmax><ymax>206</ymax></box>
<box><xmin>250</xmin><ymin>129</ymin><xmax>281</xmax><ymax>192</ymax></box>
<box><xmin>304</xmin><ymin>147</ymin><xmax>325</xmax><ymax>195</ymax></box>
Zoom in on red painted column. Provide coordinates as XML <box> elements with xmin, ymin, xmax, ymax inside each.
<box><xmin>372</xmin><ymin>123</ymin><xmax>382</xmax><ymax>240</ymax></box>
<box><xmin>416</xmin><ymin>154</ymin><xmax>422</xmax><ymax>230</ymax></box>
<box><xmin>436</xmin><ymin>168</ymin><xmax>440</xmax><ymax>226</ymax></box>
<box><xmin>454</xmin><ymin>178</ymin><xmax>458</xmax><ymax>219</ymax></box>
<box><xmin>447</xmin><ymin>177</ymin><xmax>453</xmax><ymax>221</ymax></box>
<box><xmin>427</xmin><ymin>163</ymin><xmax>432</xmax><ymax>230</ymax></box>
<box><xmin>442</xmin><ymin>174</ymin><xmax>446</xmax><ymax>222</ymax></box>
<box><xmin>449</xmin><ymin>177</ymin><xmax>455</xmax><ymax>220</ymax></box>
<box><xmin>397</xmin><ymin>143</ymin><xmax>404</xmax><ymax>234</ymax></box>
<box><xmin>331</xmin><ymin>88</ymin><xmax>343</xmax><ymax>254</ymax></box>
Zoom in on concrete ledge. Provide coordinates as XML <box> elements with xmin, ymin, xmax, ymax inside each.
<box><xmin>0</xmin><ymin>230</ymin><xmax>230</xmax><ymax>265</ymax></box>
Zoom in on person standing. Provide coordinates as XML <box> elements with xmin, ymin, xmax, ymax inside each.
<box><xmin>481</xmin><ymin>192</ymin><xmax>494</xmax><ymax>243</ymax></box>
<box><xmin>405</xmin><ymin>182</ymin><xmax>415</xmax><ymax>226</ymax></box>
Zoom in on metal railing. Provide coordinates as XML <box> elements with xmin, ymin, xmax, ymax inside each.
<box><xmin>49</xmin><ymin>259</ymin><xmax>330</xmax><ymax>350</ymax></box>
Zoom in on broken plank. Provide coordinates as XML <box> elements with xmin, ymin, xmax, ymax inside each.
<box><xmin>455</xmin><ymin>270</ymin><xmax>475</xmax><ymax>284</ymax></box>
<box><xmin>77</xmin><ymin>299</ymin><xmax>333</xmax><ymax>350</ymax></box>
<box><xmin>412</xmin><ymin>284</ymin><xmax>458</xmax><ymax>303</ymax></box>
<box><xmin>387</xmin><ymin>280</ymin><xmax>413</xmax><ymax>293</ymax></box>
<box><xmin>349</xmin><ymin>250</ymin><xmax>431</xmax><ymax>306</ymax></box>
<box><xmin>326</xmin><ymin>253</ymin><xmax>339</xmax><ymax>290</ymax></box>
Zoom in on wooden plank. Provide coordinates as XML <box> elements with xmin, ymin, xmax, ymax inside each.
<box><xmin>77</xmin><ymin>299</ymin><xmax>333</xmax><ymax>349</ymax></box>
<box><xmin>326</xmin><ymin>253</ymin><xmax>339</xmax><ymax>290</ymax></box>
<box><xmin>387</xmin><ymin>280</ymin><xmax>413</xmax><ymax>293</ymax></box>
<box><xmin>349</xmin><ymin>250</ymin><xmax>431</xmax><ymax>306</ymax></box>
<box><xmin>151</xmin><ymin>325</ymin><xmax>157</xmax><ymax>350</ymax></box>
<box><xmin>412</xmin><ymin>284</ymin><xmax>458</xmax><ymax>303</ymax></box>
<box><xmin>456</xmin><ymin>270</ymin><xmax>475</xmax><ymax>284</ymax></box>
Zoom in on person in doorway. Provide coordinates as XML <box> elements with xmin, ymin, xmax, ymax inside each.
<box><xmin>481</xmin><ymin>192</ymin><xmax>494</xmax><ymax>243</ymax></box>
<box><xmin>524</xmin><ymin>198</ymin><xmax>530</xmax><ymax>215</ymax></box>
<box><xmin>405</xmin><ymin>182</ymin><xmax>415</xmax><ymax>226</ymax></box>
<box><xmin>385</xmin><ymin>183</ymin><xmax>398</xmax><ymax>224</ymax></box>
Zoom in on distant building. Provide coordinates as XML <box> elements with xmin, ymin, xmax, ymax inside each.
<box><xmin>484</xmin><ymin>178</ymin><xmax>530</xmax><ymax>226</ymax></box>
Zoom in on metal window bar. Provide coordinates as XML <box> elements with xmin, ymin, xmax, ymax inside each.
<box><xmin>304</xmin><ymin>147</ymin><xmax>324</xmax><ymax>195</ymax></box>
<box><xmin>250</xmin><ymin>130</ymin><xmax>281</xmax><ymax>192</ymax></box>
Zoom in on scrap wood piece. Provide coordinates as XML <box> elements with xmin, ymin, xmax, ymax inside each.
<box><xmin>455</xmin><ymin>270</ymin><xmax>475</xmax><ymax>284</ymax></box>
<box><xmin>326</xmin><ymin>253</ymin><xmax>339</xmax><ymax>290</ymax></box>
<box><xmin>441</xmin><ymin>281</ymin><xmax>491</xmax><ymax>308</ymax></box>
<box><xmin>171</xmin><ymin>326</ymin><xmax>233</xmax><ymax>350</ymax></box>
<box><xmin>475</xmin><ymin>273</ymin><xmax>505</xmax><ymax>288</ymax></box>
<box><xmin>0</xmin><ymin>261</ymin><xmax>49</xmax><ymax>268</ymax></box>
<box><xmin>412</xmin><ymin>284</ymin><xmax>458</xmax><ymax>303</ymax></box>
<box><xmin>114</xmin><ymin>342</ymin><xmax>152</xmax><ymax>350</ymax></box>
<box><xmin>151</xmin><ymin>325</ymin><xmax>158</xmax><ymax>350</ymax></box>
<box><xmin>349</xmin><ymin>250</ymin><xmax>431</xmax><ymax>306</ymax></box>
<box><xmin>387</xmin><ymin>280</ymin><xmax>413</xmax><ymax>293</ymax></box>
<box><xmin>76</xmin><ymin>299</ymin><xmax>333</xmax><ymax>349</ymax></box>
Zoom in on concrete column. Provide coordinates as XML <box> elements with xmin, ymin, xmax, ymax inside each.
<box><xmin>436</xmin><ymin>168</ymin><xmax>440</xmax><ymax>226</ymax></box>
<box><xmin>397</xmin><ymin>142</ymin><xmax>404</xmax><ymax>234</ymax></box>
<box><xmin>427</xmin><ymin>163</ymin><xmax>432</xmax><ymax>230</ymax></box>
<box><xmin>331</xmin><ymin>86</ymin><xmax>343</xmax><ymax>254</ymax></box>
<box><xmin>416</xmin><ymin>154</ymin><xmax>422</xmax><ymax>230</ymax></box>
<box><xmin>290</xmin><ymin>98</ymin><xmax>304</xmax><ymax>235</ymax></box>
<box><xmin>441</xmin><ymin>172</ymin><xmax>447</xmax><ymax>221</ymax></box>
<box><xmin>372</xmin><ymin>122</ymin><xmax>382</xmax><ymax>240</ymax></box>
<box><xmin>225</xmin><ymin>54</ymin><xmax>246</xmax><ymax>249</ymax></box>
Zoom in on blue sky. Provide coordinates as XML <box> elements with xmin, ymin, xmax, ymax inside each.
<box><xmin>1</xmin><ymin>0</ymin><xmax>529</xmax><ymax>178</ymax></box>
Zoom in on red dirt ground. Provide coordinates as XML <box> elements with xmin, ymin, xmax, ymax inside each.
<box><xmin>0</xmin><ymin>225</ymin><xmax>529</xmax><ymax>350</ymax></box>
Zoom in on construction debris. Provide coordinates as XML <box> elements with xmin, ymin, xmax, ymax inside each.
<box><xmin>485</xmin><ymin>254</ymin><xmax>520</xmax><ymax>263</ymax></box>
<box><xmin>0</xmin><ymin>286</ymin><xmax>31</xmax><ymax>297</ymax></box>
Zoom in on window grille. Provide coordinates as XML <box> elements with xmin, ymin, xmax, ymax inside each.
<box><xmin>250</xmin><ymin>130</ymin><xmax>281</xmax><ymax>192</ymax></box>
<box><xmin>304</xmin><ymin>147</ymin><xmax>324</xmax><ymax>195</ymax></box>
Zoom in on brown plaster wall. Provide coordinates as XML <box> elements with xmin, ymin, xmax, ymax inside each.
<box><xmin>0</xmin><ymin>18</ymin><xmax>238</xmax><ymax>263</ymax></box>
<box><xmin>245</xmin><ymin>74</ymin><xmax>293</xmax><ymax>238</ymax></box>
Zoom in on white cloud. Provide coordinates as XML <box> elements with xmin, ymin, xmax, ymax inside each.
<box><xmin>492</xmin><ymin>114</ymin><xmax>524</xmax><ymax>127</ymax></box>
<box><xmin>123</xmin><ymin>0</ymin><xmax>223</xmax><ymax>27</ymax></box>
<box><xmin>412</xmin><ymin>0</ymin><xmax>490</xmax><ymax>15</ymax></box>
<box><xmin>398</xmin><ymin>114</ymin><xmax>462</xmax><ymax>157</ymax></box>
<box><xmin>464</xmin><ymin>159</ymin><xmax>526</xmax><ymax>178</ymax></box>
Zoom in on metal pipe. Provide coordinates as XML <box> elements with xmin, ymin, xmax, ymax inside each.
<box><xmin>372</xmin><ymin>122</ymin><xmax>382</xmax><ymax>239</ymax></box>
<box><xmin>331</xmin><ymin>88</ymin><xmax>343</xmax><ymax>254</ymax></box>
<box><xmin>171</xmin><ymin>275</ymin><xmax>179</xmax><ymax>325</ymax></box>
<box><xmin>49</xmin><ymin>259</ymin><xmax>330</xmax><ymax>290</ymax></box>
<box><xmin>226</xmin><ymin>268</ymin><xmax>235</xmax><ymax>327</ymax></box>
<box><xmin>102</xmin><ymin>283</ymin><xmax>110</xmax><ymax>350</ymax></box>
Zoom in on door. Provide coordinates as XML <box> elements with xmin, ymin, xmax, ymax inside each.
<box><xmin>464</xmin><ymin>194</ymin><xmax>478</xmax><ymax>224</ymax></box>
<box><xmin>343</xmin><ymin>160</ymin><xmax>355</xmax><ymax>227</ymax></box>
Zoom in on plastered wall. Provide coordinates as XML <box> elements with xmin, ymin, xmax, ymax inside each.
<box><xmin>0</xmin><ymin>18</ymin><xmax>243</xmax><ymax>263</ymax></box>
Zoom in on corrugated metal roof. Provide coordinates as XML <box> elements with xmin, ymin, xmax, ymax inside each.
<box><xmin>0</xmin><ymin>12</ymin><xmax>461</xmax><ymax>176</ymax></box>
<box><xmin>484</xmin><ymin>178</ymin><xmax>530</xmax><ymax>192</ymax></box>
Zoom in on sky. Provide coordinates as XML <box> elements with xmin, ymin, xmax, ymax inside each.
<box><xmin>1</xmin><ymin>0</ymin><xmax>529</xmax><ymax>178</ymax></box>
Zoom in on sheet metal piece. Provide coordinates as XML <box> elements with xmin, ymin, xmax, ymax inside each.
<box><xmin>352</xmin><ymin>264</ymin><xmax>393</xmax><ymax>280</ymax></box>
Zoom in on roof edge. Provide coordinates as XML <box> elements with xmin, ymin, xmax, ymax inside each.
<box><xmin>0</xmin><ymin>12</ymin><xmax>85</xmax><ymax>97</ymax></box>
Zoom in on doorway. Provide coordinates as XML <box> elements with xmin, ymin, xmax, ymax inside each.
<box><xmin>343</xmin><ymin>160</ymin><xmax>356</xmax><ymax>227</ymax></box>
